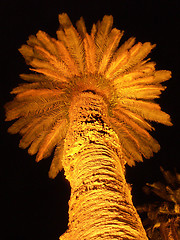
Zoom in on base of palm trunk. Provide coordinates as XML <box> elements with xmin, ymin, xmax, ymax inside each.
<box><xmin>60</xmin><ymin>92</ymin><xmax>148</xmax><ymax>239</ymax></box>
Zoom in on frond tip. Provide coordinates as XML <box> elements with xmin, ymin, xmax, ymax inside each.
<box><xmin>5</xmin><ymin>13</ymin><xmax>172</xmax><ymax>177</ymax></box>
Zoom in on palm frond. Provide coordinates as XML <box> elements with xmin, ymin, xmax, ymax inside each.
<box><xmin>83</xmin><ymin>34</ymin><xmax>96</xmax><ymax>73</ymax></box>
<box><xmin>7</xmin><ymin>117</ymin><xmax>28</xmax><ymax>134</ymax></box>
<box><xmin>117</xmin><ymin>99</ymin><xmax>172</xmax><ymax>126</ymax></box>
<box><xmin>36</xmin><ymin>31</ymin><xmax>58</xmax><ymax>56</ymax></box>
<box><xmin>58</xmin><ymin>13</ymin><xmax>85</xmax><ymax>73</ymax></box>
<box><xmin>95</xmin><ymin>15</ymin><xmax>114</xmax><ymax>67</ymax></box>
<box><xmin>98</xmin><ymin>28</ymin><xmax>124</xmax><ymax>74</ymax></box>
<box><xmin>19</xmin><ymin>73</ymin><xmax>47</xmax><ymax>82</ymax></box>
<box><xmin>105</xmin><ymin>37</ymin><xmax>136</xmax><ymax>78</ymax></box>
<box><xmin>76</xmin><ymin>17</ymin><xmax>87</xmax><ymax>38</ymax></box>
<box><xmin>48</xmin><ymin>141</ymin><xmax>64</xmax><ymax>179</ymax></box>
<box><xmin>32</xmin><ymin>46</ymin><xmax>71</xmax><ymax>77</ymax></box>
<box><xmin>36</xmin><ymin>118</ymin><xmax>67</xmax><ymax>162</ymax></box>
<box><xmin>19</xmin><ymin>117</ymin><xmax>44</xmax><ymax>149</ymax></box>
<box><xmin>28</xmin><ymin>131</ymin><xmax>47</xmax><ymax>155</ymax></box>
<box><xmin>54</xmin><ymin>40</ymin><xmax>79</xmax><ymax>75</ymax></box>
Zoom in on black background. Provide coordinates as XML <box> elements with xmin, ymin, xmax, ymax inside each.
<box><xmin>1</xmin><ymin>0</ymin><xmax>179</xmax><ymax>239</ymax></box>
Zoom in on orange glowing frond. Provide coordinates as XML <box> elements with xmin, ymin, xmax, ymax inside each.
<box><xmin>83</xmin><ymin>34</ymin><xmax>96</xmax><ymax>73</ymax></box>
<box><xmin>94</xmin><ymin>16</ymin><xmax>114</xmax><ymax>63</ymax></box>
<box><xmin>36</xmin><ymin>119</ymin><xmax>67</xmax><ymax>162</ymax></box>
<box><xmin>33</xmin><ymin>46</ymin><xmax>72</xmax><ymax>77</ymax></box>
<box><xmin>58</xmin><ymin>13</ymin><xmax>85</xmax><ymax>73</ymax></box>
<box><xmin>118</xmin><ymin>85</ymin><xmax>166</xmax><ymax>100</ymax></box>
<box><xmin>30</xmin><ymin>68</ymin><xmax>68</xmax><ymax>82</ymax></box>
<box><xmin>19</xmin><ymin>73</ymin><xmax>47</xmax><ymax>82</ymax></box>
<box><xmin>76</xmin><ymin>16</ymin><xmax>87</xmax><ymax>38</ymax></box>
<box><xmin>36</xmin><ymin>30</ymin><xmax>58</xmax><ymax>56</ymax></box>
<box><xmin>154</xmin><ymin>70</ymin><xmax>172</xmax><ymax>83</ymax></box>
<box><xmin>28</xmin><ymin>131</ymin><xmax>47</xmax><ymax>155</ymax></box>
<box><xmin>111</xmin><ymin>42</ymin><xmax>156</xmax><ymax>78</ymax></box>
<box><xmin>18</xmin><ymin>117</ymin><xmax>45</xmax><ymax>149</ymax></box>
<box><xmin>114</xmin><ymin>107</ymin><xmax>154</xmax><ymax>131</ymax></box>
<box><xmin>18</xmin><ymin>44</ymin><xmax>34</xmax><ymax>62</ymax></box>
<box><xmin>105</xmin><ymin>37</ymin><xmax>136</xmax><ymax>78</ymax></box>
<box><xmin>118</xmin><ymin>99</ymin><xmax>172</xmax><ymax>126</ymax></box>
<box><xmin>110</xmin><ymin>116</ymin><xmax>144</xmax><ymax>165</ymax></box>
<box><xmin>5</xmin><ymin>13</ymin><xmax>172</xmax><ymax>175</ymax></box>
<box><xmin>54</xmin><ymin>40</ymin><xmax>79</xmax><ymax>75</ymax></box>
<box><xmin>98</xmin><ymin>28</ymin><xmax>124</xmax><ymax>74</ymax></box>
<box><xmin>15</xmin><ymin>89</ymin><xmax>63</xmax><ymax>100</ymax></box>
<box><xmin>95</xmin><ymin>16</ymin><xmax>114</xmax><ymax>52</ymax></box>
<box><xmin>112</xmin><ymin>107</ymin><xmax>152</xmax><ymax>138</ymax></box>
<box><xmin>7</xmin><ymin>117</ymin><xmax>28</xmax><ymax>134</ymax></box>
<box><xmin>48</xmin><ymin>141</ymin><xmax>64</xmax><ymax>179</ymax></box>
<box><xmin>110</xmin><ymin>107</ymin><xmax>160</xmax><ymax>165</ymax></box>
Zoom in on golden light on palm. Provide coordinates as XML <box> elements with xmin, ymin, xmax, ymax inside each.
<box><xmin>5</xmin><ymin>13</ymin><xmax>172</xmax><ymax>239</ymax></box>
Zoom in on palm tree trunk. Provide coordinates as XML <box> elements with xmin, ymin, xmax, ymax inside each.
<box><xmin>60</xmin><ymin>92</ymin><xmax>148</xmax><ymax>240</ymax></box>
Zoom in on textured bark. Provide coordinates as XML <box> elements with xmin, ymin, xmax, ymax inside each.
<box><xmin>60</xmin><ymin>92</ymin><xmax>148</xmax><ymax>239</ymax></box>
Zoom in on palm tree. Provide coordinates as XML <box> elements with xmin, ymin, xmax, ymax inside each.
<box><xmin>137</xmin><ymin>167</ymin><xmax>180</xmax><ymax>240</ymax></box>
<box><xmin>5</xmin><ymin>13</ymin><xmax>172</xmax><ymax>239</ymax></box>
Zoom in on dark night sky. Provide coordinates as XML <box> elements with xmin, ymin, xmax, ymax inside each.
<box><xmin>1</xmin><ymin>0</ymin><xmax>180</xmax><ymax>240</ymax></box>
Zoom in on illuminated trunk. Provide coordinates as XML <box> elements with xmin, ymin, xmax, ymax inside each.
<box><xmin>60</xmin><ymin>92</ymin><xmax>148</xmax><ymax>240</ymax></box>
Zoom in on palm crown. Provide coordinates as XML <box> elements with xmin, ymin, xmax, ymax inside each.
<box><xmin>5</xmin><ymin>13</ymin><xmax>172</xmax><ymax>178</ymax></box>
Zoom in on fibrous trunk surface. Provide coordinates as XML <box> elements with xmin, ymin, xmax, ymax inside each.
<box><xmin>60</xmin><ymin>92</ymin><xmax>148</xmax><ymax>239</ymax></box>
